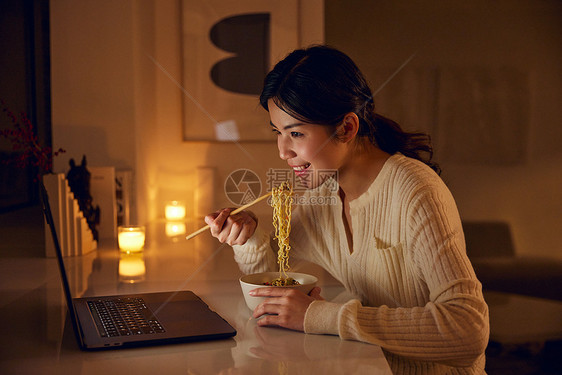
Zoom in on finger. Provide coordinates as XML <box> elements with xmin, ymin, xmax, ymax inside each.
<box><xmin>210</xmin><ymin>208</ymin><xmax>233</xmax><ymax>239</ymax></box>
<box><xmin>217</xmin><ymin>220</ymin><xmax>234</xmax><ymax>243</ymax></box>
<box><xmin>225</xmin><ymin>217</ymin><xmax>244</xmax><ymax>246</ymax></box>
<box><xmin>253</xmin><ymin>295</ymin><xmax>298</xmax><ymax>319</ymax></box>
<box><xmin>254</xmin><ymin>311</ymin><xmax>278</xmax><ymax>325</ymax></box>
<box><xmin>309</xmin><ymin>287</ymin><xmax>323</xmax><ymax>300</ymax></box>
<box><xmin>255</xmin><ymin>312</ymin><xmax>289</xmax><ymax>328</ymax></box>
<box><xmin>253</xmin><ymin>299</ymin><xmax>306</xmax><ymax>331</ymax></box>
<box><xmin>203</xmin><ymin>211</ymin><xmax>220</xmax><ymax>225</ymax></box>
<box><xmin>250</xmin><ymin>288</ymin><xmax>281</xmax><ymax>298</ymax></box>
<box><xmin>249</xmin><ymin>287</ymin><xmax>293</xmax><ymax>298</ymax></box>
<box><xmin>252</xmin><ymin>298</ymin><xmax>282</xmax><ymax>319</ymax></box>
<box><xmin>229</xmin><ymin>216</ymin><xmax>257</xmax><ymax>246</ymax></box>
<box><xmin>206</xmin><ymin>210</ymin><xmax>224</xmax><ymax>237</ymax></box>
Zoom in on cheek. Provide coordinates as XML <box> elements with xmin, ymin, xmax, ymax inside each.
<box><xmin>309</xmin><ymin>143</ymin><xmax>340</xmax><ymax>167</ymax></box>
<box><xmin>302</xmin><ymin>149</ymin><xmax>321</xmax><ymax>166</ymax></box>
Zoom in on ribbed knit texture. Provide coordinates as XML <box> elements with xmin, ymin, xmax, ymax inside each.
<box><xmin>233</xmin><ymin>154</ymin><xmax>489</xmax><ymax>374</ymax></box>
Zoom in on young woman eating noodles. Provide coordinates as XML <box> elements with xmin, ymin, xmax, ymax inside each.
<box><xmin>205</xmin><ymin>45</ymin><xmax>489</xmax><ymax>374</ymax></box>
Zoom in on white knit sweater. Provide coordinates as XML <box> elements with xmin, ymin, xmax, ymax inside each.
<box><xmin>233</xmin><ymin>154</ymin><xmax>489</xmax><ymax>374</ymax></box>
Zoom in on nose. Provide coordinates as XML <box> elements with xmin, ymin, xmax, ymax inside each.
<box><xmin>278</xmin><ymin>135</ymin><xmax>295</xmax><ymax>161</ymax></box>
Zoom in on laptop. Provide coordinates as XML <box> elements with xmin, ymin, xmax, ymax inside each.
<box><xmin>39</xmin><ymin>181</ymin><xmax>236</xmax><ymax>350</ymax></box>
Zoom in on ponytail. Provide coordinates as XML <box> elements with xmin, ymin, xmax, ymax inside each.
<box><xmin>366</xmin><ymin>114</ymin><xmax>440</xmax><ymax>174</ymax></box>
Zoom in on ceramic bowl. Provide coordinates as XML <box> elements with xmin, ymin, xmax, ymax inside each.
<box><xmin>239</xmin><ymin>271</ymin><xmax>318</xmax><ymax>311</ymax></box>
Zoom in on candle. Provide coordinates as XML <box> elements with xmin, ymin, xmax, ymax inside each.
<box><xmin>118</xmin><ymin>226</ymin><xmax>145</xmax><ymax>253</ymax></box>
<box><xmin>165</xmin><ymin>201</ymin><xmax>186</xmax><ymax>220</ymax></box>
<box><xmin>165</xmin><ymin>222</ymin><xmax>186</xmax><ymax>237</ymax></box>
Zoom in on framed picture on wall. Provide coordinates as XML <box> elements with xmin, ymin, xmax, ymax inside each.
<box><xmin>180</xmin><ymin>0</ymin><xmax>324</xmax><ymax>142</ymax></box>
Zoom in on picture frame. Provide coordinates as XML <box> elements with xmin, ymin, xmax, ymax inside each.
<box><xmin>180</xmin><ymin>0</ymin><xmax>323</xmax><ymax>142</ymax></box>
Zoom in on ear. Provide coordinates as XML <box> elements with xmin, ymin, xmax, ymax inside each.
<box><xmin>338</xmin><ymin>112</ymin><xmax>360</xmax><ymax>143</ymax></box>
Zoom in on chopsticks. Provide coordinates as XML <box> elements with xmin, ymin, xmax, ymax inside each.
<box><xmin>185</xmin><ymin>192</ymin><xmax>272</xmax><ymax>240</ymax></box>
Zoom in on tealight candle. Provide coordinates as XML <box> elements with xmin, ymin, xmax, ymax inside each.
<box><xmin>165</xmin><ymin>222</ymin><xmax>186</xmax><ymax>237</ymax></box>
<box><xmin>165</xmin><ymin>201</ymin><xmax>186</xmax><ymax>220</ymax></box>
<box><xmin>118</xmin><ymin>225</ymin><xmax>145</xmax><ymax>253</ymax></box>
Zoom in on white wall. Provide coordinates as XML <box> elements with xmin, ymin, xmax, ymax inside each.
<box><xmin>50</xmin><ymin>0</ymin><xmax>561</xmax><ymax>259</ymax></box>
<box><xmin>50</xmin><ymin>0</ymin><xmax>139</xmax><ymax>219</ymax></box>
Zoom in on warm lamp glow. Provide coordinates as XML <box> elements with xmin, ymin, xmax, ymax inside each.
<box><xmin>165</xmin><ymin>201</ymin><xmax>186</xmax><ymax>220</ymax></box>
<box><xmin>119</xmin><ymin>253</ymin><xmax>146</xmax><ymax>283</ymax></box>
<box><xmin>166</xmin><ymin>222</ymin><xmax>186</xmax><ymax>237</ymax></box>
<box><xmin>118</xmin><ymin>226</ymin><xmax>145</xmax><ymax>253</ymax></box>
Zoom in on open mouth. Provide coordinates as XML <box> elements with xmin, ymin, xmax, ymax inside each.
<box><xmin>292</xmin><ymin>163</ymin><xmax>311</xmax><ymax>176</ymax></box>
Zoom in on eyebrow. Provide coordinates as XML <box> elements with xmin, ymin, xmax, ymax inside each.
<box><xmin>269</xmin><ymin>121</ymin><xmax>306</xmax><ymax>130</ymax></box>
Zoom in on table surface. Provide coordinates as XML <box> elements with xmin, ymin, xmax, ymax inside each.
<box><xmin>0</xmin><ymin>221</ymin><xmax>392</xmax><ymax>374</ymax></box>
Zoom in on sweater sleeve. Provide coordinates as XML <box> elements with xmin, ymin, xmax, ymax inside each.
<box><xmin>231</xmin><ymin>226</ymin><xmax>277</xmax><ymax>274</ymax></box>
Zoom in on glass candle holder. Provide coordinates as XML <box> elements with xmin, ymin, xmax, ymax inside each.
<box><xmin>118</xmin><ymin>225</ymin><xmax>146</xmax><ymax>253</ymax></box>
<box><xmin>165</xmin><ymin>201</ymin><xmax>186</xmax><ymax>220</ymax></box>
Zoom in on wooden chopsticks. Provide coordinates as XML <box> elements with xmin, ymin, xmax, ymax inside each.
<box><xmin>185</xmin><ymin>192</ymin><xmax>272</xmax><ymax>240</ymax></box>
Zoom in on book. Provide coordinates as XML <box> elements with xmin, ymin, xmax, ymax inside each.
<box><xmin>115</xmin><ymin>170</ymin><xmax>133</xmax><ymax>226</ymax></box>
<box><xmin>89</xmin><ymin>167</ymin><xmax>117</xmax><ymax>240</ymax></box>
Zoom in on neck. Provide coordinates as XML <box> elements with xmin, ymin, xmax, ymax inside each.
<box><xmin>338</xmin><ymin>143</ymin><xmax>389</xmax><ymax>202</ymax></box>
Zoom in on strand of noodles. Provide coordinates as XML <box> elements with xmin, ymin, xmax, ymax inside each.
<box><xmin>270</xmin><ymin>181</ymin><xmax>294</xmax><ymax>284</ymax></box>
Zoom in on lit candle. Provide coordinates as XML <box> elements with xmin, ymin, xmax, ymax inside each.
<box><xmin>165</xmin><ymin>222</ymin><xmax>186</xmax><ymax>237</ymax></box>
<box><xmin>118</xmin><ymin>226</ymin><xmax>145</xmax><ymax>253</ymax></box>
<box><xmin>165</xmin><ymin>201</ymin><xmax>186</xmax><ymax>220</ymax></box>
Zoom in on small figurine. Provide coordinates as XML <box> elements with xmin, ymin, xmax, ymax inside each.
<box><xmin>67</xmin><ymin>156</ymin><xmax>100</xmax><ymax>241</ymax></box>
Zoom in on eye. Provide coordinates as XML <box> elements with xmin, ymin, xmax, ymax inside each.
<box><xmin>271</xmin><ymin>128</ymin><xmax>281</xmax><ymax>135</ymax></box>
<box><xmin>290</xmin><ymin>131</ymin><xmax>304</xmax><ymax>138</ymax></box>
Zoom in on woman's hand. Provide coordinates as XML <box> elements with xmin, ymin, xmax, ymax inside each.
<box><xmin>204</xmin><ymin>208</ymin><xmax>257</xmax><ymax>246</ymax></box>
<box><xmin>250</xmin><ymin>287</ymin><xmax>323</xmax><ymax>331</ymax></box>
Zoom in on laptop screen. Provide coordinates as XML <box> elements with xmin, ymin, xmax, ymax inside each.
<box><xmin>39</xmin><ymin>180</ymin><xmax>87</xmax><ymax>346</ymax></box>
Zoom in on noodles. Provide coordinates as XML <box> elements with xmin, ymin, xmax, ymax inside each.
<box><xmin>265</xmin><ymin>277</ymin><xmax>299</xmax><ymax>286</ymax></box>
<box><xmin>269</xmin><ymin>181</ymin><xmax>298</xmax><ymax>286</ymax></box>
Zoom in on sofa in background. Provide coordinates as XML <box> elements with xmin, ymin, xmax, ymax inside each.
<box><xmin>462</xmin><ymin>221</ymin><xmax>562</xmax><ymax>302</ymax></box>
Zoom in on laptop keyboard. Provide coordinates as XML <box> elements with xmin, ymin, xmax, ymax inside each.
<box><xmin>88</xmin><ymin>297</ymin><xmax>165</xmax><ymax>337</ymax></box>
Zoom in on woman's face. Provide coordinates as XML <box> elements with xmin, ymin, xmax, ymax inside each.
<box><xmin>268</xmin><ymin>99</ymin><xmax>347</xmax><ymax>189</ymax></box>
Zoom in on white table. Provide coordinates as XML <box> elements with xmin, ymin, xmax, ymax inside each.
<box><xmin>0</xmin><ymin>221</ymin><xmax>392</xmax><ymax>374</ymax></box>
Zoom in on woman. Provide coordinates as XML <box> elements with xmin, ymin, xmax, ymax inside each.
<box><xmin>205</xmin><ymin>45</ymin><xmax>489</xmax><ymax>374</ymax></box>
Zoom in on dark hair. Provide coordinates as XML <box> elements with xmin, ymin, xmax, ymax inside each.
<box><xmin>260</xmin><ymin>45</ymin><xmax>440</xmax><ymax>174</ymax></box>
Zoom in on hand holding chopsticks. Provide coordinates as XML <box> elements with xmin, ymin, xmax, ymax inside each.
<box><xmin>185</xmin><ymin>192</ymin><xmax>272</xmax><ymax>240</ymax></box>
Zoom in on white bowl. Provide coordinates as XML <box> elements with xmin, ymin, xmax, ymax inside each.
<box><xmin>239</xmin><ymin>271</ymin><xmax>318</xmax><ymax>311</ymax></box>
